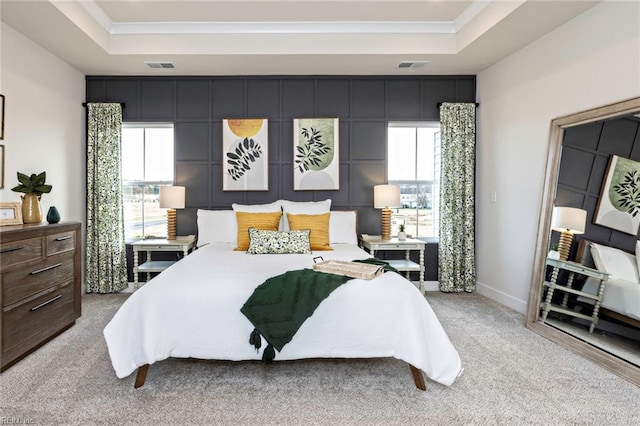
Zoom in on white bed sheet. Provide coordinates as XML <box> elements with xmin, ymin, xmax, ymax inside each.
<box><xmin>103</xmin><ymin>243</ymin><xmax>462</xmax><ymax>386</ymax></box>
<box><xmin>582</xmin><ymin>277</ymin><xmax>640</xmax><ymax>321</ymax></box>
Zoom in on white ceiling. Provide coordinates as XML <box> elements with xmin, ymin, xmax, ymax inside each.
<box><xmin>0</xmin><ymin>0</ymin><xmax>601</xmax><ymax>76</ymax></box>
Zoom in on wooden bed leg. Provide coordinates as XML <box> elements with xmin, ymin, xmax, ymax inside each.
<box><xmin>409</xmin><ymin>364</ymin><xmax>426</xmax><ymax>391</ymax></box>
<box><xmin>134</xmin><ymin>364</ymin><xmax>149</xmax><ymax>389</ymax></box>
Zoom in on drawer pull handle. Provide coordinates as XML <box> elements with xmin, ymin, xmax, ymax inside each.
<box><xmin>1</xmin><ymin>245</ymin><xmax>25</xmax><ymax>254</ymax></box>
<box><xmin>55</xmin><ymin>236</ymin><xmax>72</xmax><ymax>241</ymax></box>
<box><xmin>30</xmin><ymin>295</ymin><xmax>62</xmax><ymax>311</ymax></box>
<box><xmin>30</xmin><ymin>263</ymin><xmax>62</xmax><ymax>275</ymax></box>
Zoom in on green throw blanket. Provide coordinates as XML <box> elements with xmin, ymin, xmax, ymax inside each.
<box><xmin>240</xmin><ymin>258</ymin><xmax>397</xmax><ymax>362</ymax></box>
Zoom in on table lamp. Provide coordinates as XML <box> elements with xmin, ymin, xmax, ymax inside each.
<box><xmin>551</xmin><ymin>206</ymin><xmax>587</xmax><ymax>261</ymax></box>
<box><xmin>159</xmin><ymin>186</ymin><xmax>185</xmax><ymax>240</ymax></box>
<box><xmin>374</xmin><ymin>184</ymin><xmax>401</xmax><ymax>240</ymax></box>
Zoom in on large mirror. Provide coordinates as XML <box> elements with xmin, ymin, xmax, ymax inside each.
<box><xmin>526</xmin><ymin>97</ymin><xmax>640</xmax><ymax>386</ymax></box>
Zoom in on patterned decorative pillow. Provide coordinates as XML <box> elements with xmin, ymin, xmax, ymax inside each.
<box><xmin>247</xmin><ymin>228</ymin><xmax>312</xmax><ymax>254</ymax></box>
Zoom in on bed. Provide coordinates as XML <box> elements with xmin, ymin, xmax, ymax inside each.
<box><xmin>576</xmin><ymin>240</ymin><xmax>640</xmax><ymax>328</ymax></box>
<box><xmin>103</xmin><ymin>200</ymin><xmax>463</xmax><ymax>390</ymax></box>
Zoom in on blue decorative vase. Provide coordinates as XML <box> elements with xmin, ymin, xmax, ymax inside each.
<box><xmin>47</xmin><ymin>206</ymin><xmax>61</xmax><ymax>224</ymax></box>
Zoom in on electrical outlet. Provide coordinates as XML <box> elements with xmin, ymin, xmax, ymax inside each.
<box><xmin>490</xmin><ymin>191</ymin><xmax>497</xmax><ymax>203</ymax></box>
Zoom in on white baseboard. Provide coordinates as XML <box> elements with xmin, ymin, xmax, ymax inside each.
<box><xmin>476</xmin><ymin>281</ymin><xmax>527</xmax><ymax>314</ymax></box>
<box><xmin>423</xmin><ymin>281</ymin><xmax>439</xmax><ymax>292</ymax></box>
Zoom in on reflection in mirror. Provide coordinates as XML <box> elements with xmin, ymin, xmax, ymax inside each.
<box><xmin>527</xmin><ymin>97</ymin><xmax>640</xmax><ymax>386</ymax></box>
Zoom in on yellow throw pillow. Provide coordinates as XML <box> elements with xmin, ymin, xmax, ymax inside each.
<box><xmin>287</xmin><ymin>212</ymin><xmax>333</xmax><ymax>251</ymax></box>
<box><xmin>235</xmin><ymin>211</ymin><xmax>282</xmax><ymax>251</ymax></box>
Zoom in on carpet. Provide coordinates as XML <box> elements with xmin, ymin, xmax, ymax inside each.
<box><xmin>1</xmin><ymin>291</ymin><xmax>639</xmax><ymax>425</ymax></box>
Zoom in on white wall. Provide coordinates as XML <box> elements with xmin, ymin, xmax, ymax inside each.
<box><xmin>0</xmin><ymin>23</ymin><xmax>85</xmax><ymax>223</ymax></box>
<box><xmin>476</xmin><ymin>1</ymin><xmax>640</xmax><ymax>313</ymax></box>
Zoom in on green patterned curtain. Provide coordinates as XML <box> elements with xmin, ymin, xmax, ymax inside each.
<box><xmin>439</xmin><ymin>103</ymin><xmax>476</xmax><ymax>293</ymax></box>
<box><xmin>86</xmin><ymin>103</ymin><xmax>128</xmax><ymax>294</ymax></box>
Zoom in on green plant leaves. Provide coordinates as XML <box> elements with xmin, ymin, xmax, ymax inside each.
<box><xmin>612</xmin><ymin>169</ymin><xmax>640</xmax><ymax>217</ymax></box>
<box><xmin>226</xmin><ymin>138</ymin><xmax>263</xmax><ymax>181</ymax></box>
<box><xmin>294</xmin><ymin>127</ymin><xmax>331</xmax><ymax>174</ymax></box>
<box><xmin>11</xmin><ymin>171</ymin><xmax>52</xmax><ymax>196</ymax></box>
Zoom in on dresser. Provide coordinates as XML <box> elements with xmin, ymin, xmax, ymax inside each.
<box><xmin>0</xmin><ymin>222</ymin><xmax>81</xmax><ymax>371</ymax></box>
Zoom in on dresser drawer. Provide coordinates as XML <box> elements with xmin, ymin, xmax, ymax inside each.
<box><xmin>46</xmin><ymin>231</ymin><xmax>75</xmax><ymax>256</ymax></box>
<box><xmin>2</xmin><ymin>254</ymin><xmax>75</xmax><ymax>307</ymax></box>
<box><xmin>2</xmin><ymin>283</ymin><xmax>76</xmax><ymax>358</ymax></box>
<box><xmin>0</xmin><ymin>237</ymin><xmax>43</xmax><ymax>270</ymax></box>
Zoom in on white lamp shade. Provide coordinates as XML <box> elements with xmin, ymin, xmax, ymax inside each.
<box><xmin>159</xmin><ymin>186</ymin><xmax>186</xmax><ymax>209</ymax></box>
<box><xmin>552</xmin><ymin>206</ymin><xmax>586</xmax><ymax>234</ymax></box>
<box><xmin>374</xmin><ymin>184</ymin><xmax>401</xmax><ymax>209</ymax></box>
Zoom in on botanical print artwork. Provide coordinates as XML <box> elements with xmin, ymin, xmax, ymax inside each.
<box><xmin>293</xmin><ymin>118</ymin><xmax>339</xmax><ymax>190</ymax></box>
<box><xmin>594</xmin><ymin>155</ymin><xmax>640</xmax><ymax>235</ymax></box>
<box><xmin>223</xmin><ymin>119</ymin><xmax>268</xmax><ymax>191</ymax></box>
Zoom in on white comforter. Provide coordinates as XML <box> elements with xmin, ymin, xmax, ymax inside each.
<box><xmin>582</xmin><ymin>277</ymin><xmax>640</xmax><ymax>321</ymax></box>
<box><xmin>104</xmin><ymin>243</ymin><xmax>462</xmax><ymax>386</ymax></box>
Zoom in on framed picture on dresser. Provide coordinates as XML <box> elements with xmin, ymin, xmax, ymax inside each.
<box><xmin>0</xmin><ymin>202</ymin><xmax>22</xmax><ymax>226</ymax></box>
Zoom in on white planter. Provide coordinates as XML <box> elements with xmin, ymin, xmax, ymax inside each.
<box><xmin>548</xmin><ymin>250</ymin><xmax>560</xmax><ymax>260</ymax></box>
<box><xmin>397</xmin><ymin>231</ymin><xmax>407</xmax><ymax>241</ymax></box>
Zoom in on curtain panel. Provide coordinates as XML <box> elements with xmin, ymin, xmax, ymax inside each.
<box><xmin>86</xmin><ymin>103</ymin><xmax>128</xmax><ymax>294</ymax></box>
<box><xmin>438</xmin><ymin>103</ymin><xmax>476</xmax><ymax>293</ymax></box>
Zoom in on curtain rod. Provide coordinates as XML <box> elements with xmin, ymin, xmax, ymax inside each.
<box><xmin>82</xmin><ymin>102</ymin><xmax>126</xmax><ymax>109</ymax></box>
<box><xmin>437</xmin><ymin>102</ymin><xmax>479</xmax><ymax>108</ymax></box>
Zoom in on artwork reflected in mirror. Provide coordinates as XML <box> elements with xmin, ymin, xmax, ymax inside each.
<box><xmin>527</xmin><ymin>97</ymin><xmax>640</xmax><ymax>386</ymax></box>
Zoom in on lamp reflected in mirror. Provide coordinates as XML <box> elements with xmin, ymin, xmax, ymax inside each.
<box><xmin>551</xmin><ymin>206</ymin><xmax>586</xmax><ymax>261</ymax></box>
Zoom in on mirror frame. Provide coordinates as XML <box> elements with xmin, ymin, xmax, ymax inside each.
<box><xmin>526</xmin><ymin>96</ymin><xmax>640</xmax><ymax>386</ymax></box>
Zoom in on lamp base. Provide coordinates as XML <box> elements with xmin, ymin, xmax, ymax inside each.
<box><xmin>558</xmin><ymin>231</ymin><xmax>573</xmax><ymax>261</ymax></box>
<box><xmin>381</xmin><ymin>207</ymin><xmax>392</xmax><ymax>240</ymax></box>
<box><xmin>166</xmin><ymin>209</ymin><xmax>177</xmax><ymax>240</ymax></box>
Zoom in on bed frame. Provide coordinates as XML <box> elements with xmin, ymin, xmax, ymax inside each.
<box><xmin>575</xmin><ymin>239</ymin><xmax>640</xmax><ymax>329</ymax></box>
<box><xmin>132</xmin><ymin>361</ymin><xmax>428</xmax><ymax>390</ymax></box>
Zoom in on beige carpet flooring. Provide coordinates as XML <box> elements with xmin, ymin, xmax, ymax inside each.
<box><xmin>1</xmin><ymin>291</ymin><xmax>639</xmax><ymax>425</ymax></box>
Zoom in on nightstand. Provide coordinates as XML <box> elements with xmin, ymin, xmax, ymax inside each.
<box><xmin>359</xmin><ymin>234</ymin><xmax>426</xmax><ymax>293</ymax></box>
<box><xmin>540</xmin><ymin>258</ymin><xmax>609</xmax><ymax>333</ymax></box>
<box><xmin>131</xmin><ymin>235</ymin><xmax>197</xmax><ymax>289</ymax></box>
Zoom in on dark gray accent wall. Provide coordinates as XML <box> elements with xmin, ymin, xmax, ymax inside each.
<box><xmin>556</xmin><ymin>117</ymin><xmax>640</xmax><ymax>254</ymax></box>
<box><xmin>86</xmin><ymin>75</ymin><xmax>476</xmax><ymax>281</ymax></box>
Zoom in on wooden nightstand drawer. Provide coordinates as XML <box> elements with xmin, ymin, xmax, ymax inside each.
<box><xmin>2</xmin><ymin>254</ymin><xmax>75</xmax><ymax>307</ymax></box>
<box><xmin>2</xmin><ymin>283</ymin><xmax>76</xmax><ymax>360</ymax></box>
<box><xmin>0</xmin><ymin>237</ymin><xmax>43</xmax><ymax>270</ymax></box>
<box><xmin>46</xmin><ymin>231</ymin><xmax>75</xmax><ymax>256</ymax></box>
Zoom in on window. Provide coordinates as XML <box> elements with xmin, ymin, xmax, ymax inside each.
<box><xmin>121</xmin><ymin>124</ymin><xmax>174</xmax><ymax>241</ymax></box>
<box><xmin>387</xmin><ymin>122</ymin><xmax>440</xmax><ymax>238</ymax></box>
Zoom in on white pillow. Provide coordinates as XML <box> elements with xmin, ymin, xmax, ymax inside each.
<box><xmin>590</xmin><ymin>243</ymin><xmax>638</xmax><ymax>282</ymax></box>
<box><xmin>197</xmin><ymin>210</ymin><xmax>236</xmax><ymax>246</ymax></box>
<box><xmin>279</xmin><ymin>199</ymin><xmax>331</xmax><ymax>231</ymax></box>
<box><xmin>232</xmin><ymin>200</ymin><xmax>282</xmax><ymax>213</ymax></box>
<box><xmin>329</xmin><ymin>211</ymin><xmax>358</xmax><ymax>245</ymax></box>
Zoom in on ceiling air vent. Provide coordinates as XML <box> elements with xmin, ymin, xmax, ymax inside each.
<box><xmin>145</xmin><ymin>61</ymin><xmax>176</xmax><ymax>69</ymax></box>
<box><xmin>398</xmin><ymin>61</ymin><xmax>429</xmax><ymax>69</ymax></box>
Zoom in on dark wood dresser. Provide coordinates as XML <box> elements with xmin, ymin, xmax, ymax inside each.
<box><xmin>0</xmin><ymin>222</ymin><xmax>81</xmax><ymax>371</ymax></box>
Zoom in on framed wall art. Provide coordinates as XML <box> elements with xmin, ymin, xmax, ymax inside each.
<box><xmin>0</xmin><ymin>202</ymin><xmax>23</xmax><ymax>226</ymax></box>
<box><xmin>0</xmin><ymin>94</ymin><xmax>5</xmax><ymax>140</ymax></box>
<box><xmin>222</xmin><ymin>118</ymin><xmax>268</xmax><ymax>191</ymax></box>
<box><xmin>594</xmin><ymin>154</ymin><xmax>640</xmax><ymax>235</ymax></box>
<box><xmin>0</xmin><ymin>144</ymin><xmax>4</xmax><ymax>189</ymax></box>
<box><xmin>293</xmin><ymin>118</ymin><xmax>339</xmax><ymax>190</ymax></box>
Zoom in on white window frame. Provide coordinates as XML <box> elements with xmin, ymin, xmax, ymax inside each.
<box><xmin>122</xmin><ymin>122</ymin><xmax>175</xmax><ymax>241</ymax></box>
<box><xmin>387</xmin><ymin>121</ymin><xmax>440</xmax><ymax>239</ymax></box>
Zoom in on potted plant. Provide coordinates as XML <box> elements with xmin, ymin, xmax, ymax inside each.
<box><xmin>548</xmin><ymin>243</ymin><xmax>560</xmax><ymax>260</ymax></box>
<box><xmin>397</xmin><ymin>223</ymin><xmax>407</xmax><ymax>241</ymax></box>
<box><xmin>11</xmin><ymin>172</ymin><xmax>52</xmax><ymax>224</ymax></box>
